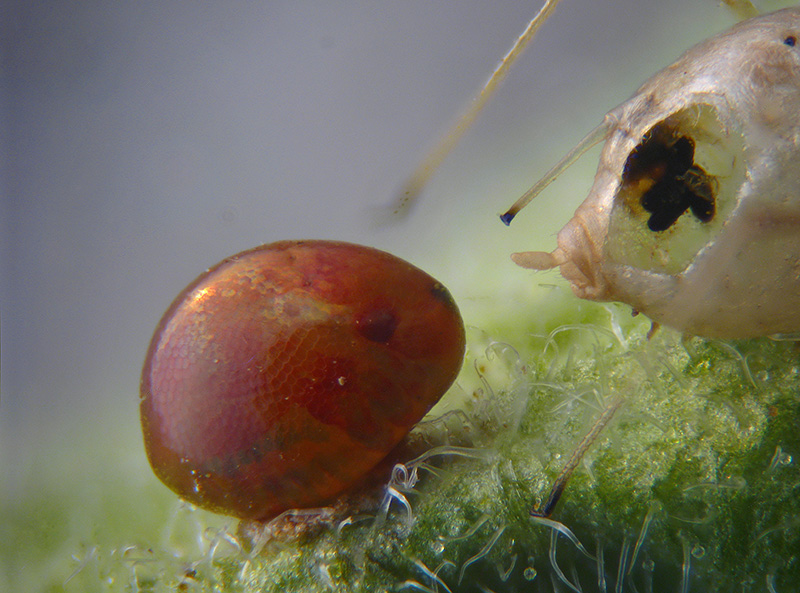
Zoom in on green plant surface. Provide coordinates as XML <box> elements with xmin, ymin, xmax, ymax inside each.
<box><xmin>7</xmin><ymin>285</ymin><xmax>800</xmax><ymax>592</ymax></box>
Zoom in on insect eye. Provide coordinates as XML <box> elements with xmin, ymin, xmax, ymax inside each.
<box><xmin>783</xmin><ymin>35</ymin><xmax>796</xmax><ymax>47</ymax></box>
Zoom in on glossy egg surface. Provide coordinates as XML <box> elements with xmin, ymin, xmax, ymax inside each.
<box><xmin>140</xmin><ymin>240</ymin><xmax>465</xmax><ymax>520</ymax></box>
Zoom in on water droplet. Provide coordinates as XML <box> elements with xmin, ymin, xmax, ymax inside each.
<box><xmin>523</xmin><ymin>567</ymin><xmax>537</xmax><ymax>581</ymax></box>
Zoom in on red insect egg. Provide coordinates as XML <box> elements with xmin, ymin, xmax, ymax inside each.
<box><xmin>140</xmin><ymin>240</ymin><xmax>466</xmax><ymax>520</ymax></box>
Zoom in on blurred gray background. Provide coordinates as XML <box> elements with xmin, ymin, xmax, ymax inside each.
<box><xmin>1</xmin><ymin>1</ymin><xmax>765</xmax><ymax>494</ymax></box>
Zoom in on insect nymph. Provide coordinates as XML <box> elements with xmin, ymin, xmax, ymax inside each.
<box><xmin>503</xmin><ymin>7</ymin><xmax>800</xmax><ymax>339</ymax></box>
<box><xmin>388</xmin><ymin>3</ymin><xmax>800</xmax><ymax>519</ymax></box>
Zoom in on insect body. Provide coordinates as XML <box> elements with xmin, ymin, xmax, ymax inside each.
<box><xmin>504</xmin><ymin>8</ymin><xmax>800</xmax><ymax>339</ymax></box>
<box><xmin>140</xmin><ymin>240</ymin><xmax>465</xmax><ymax>520</ymax></box>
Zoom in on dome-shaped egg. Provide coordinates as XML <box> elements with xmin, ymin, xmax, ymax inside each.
<box><xmin>140</xmin><ymin>240</ymin><xmax>465</xmax><ymax>520</ymax></box>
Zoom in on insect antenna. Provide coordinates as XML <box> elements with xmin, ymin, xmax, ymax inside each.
<box><xmin>500</xmin><ymin>121</ymin><xmax>609</xmax><ymax>225</ymax></box>
<box><xmin>531</xmin><ymin>394</ymin><xmax>624</xmax><ymax>517</ymax></box>
<box><xmin>390</xmin><ymin>0</ymin><xmax>566</xmax><ymax>218</ymax></box>
<box><xmin>721</xmin><ymin>0</ymin><xmax>759</xmax><ymax>20</ymax></box>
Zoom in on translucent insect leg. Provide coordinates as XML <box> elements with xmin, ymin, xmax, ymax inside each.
<box><xmin>391</xmin><ymin>0</ymin><xmax>566</xmax><ymax>217</ymax></box>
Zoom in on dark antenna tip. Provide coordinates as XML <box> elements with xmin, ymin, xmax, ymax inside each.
<box><xmin>499</xmin><ymin>211</ymin><xmax>516</xmax><ymax>226</ymax></box>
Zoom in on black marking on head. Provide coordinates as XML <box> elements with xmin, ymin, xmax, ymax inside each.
<box><xmin>622</xmin><ymin>128</ymin><xmax>716</xmax><ymax>232</ymax></box>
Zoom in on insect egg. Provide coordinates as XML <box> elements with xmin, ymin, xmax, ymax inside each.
<box><xmin>504</xmin><ymin>7</ymin><xmax>800</xmax><ymax>339</ymax></box>
<box><xmin>140</xmin><ymin>240</ymin><xmax>466</xmax><ymax>521</ymax></box>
